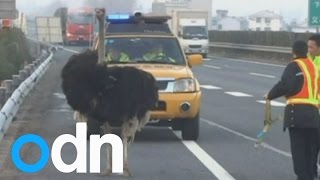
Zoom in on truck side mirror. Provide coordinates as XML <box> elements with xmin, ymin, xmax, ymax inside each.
<box><xmin>188</xmin><ymin>54</ymin><xmax>203</xmax><ymax>67</ymax></box>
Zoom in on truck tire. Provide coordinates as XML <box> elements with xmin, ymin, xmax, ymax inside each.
<box><xmin>181</xmin><ymin>113</ymin><xmax>200</xmax><ymax>141</ymax></box>
<box><xmin>202</xmin><ymin>53</ymin><xmax>207</xmax><ymax>58</ymax></box>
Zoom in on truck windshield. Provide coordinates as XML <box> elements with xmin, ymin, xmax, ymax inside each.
<box><xmin>68</xmin><ymin>14</ymin><xmax>93</xmax><ymax>24</ymax></box>
<box><xmin>182</xmin><ymin>26</ymin><xmax>208</xmax><ymax>39</ymax></box>
<box><xmin>104</xmin><ymin>37</ymin><xmax>186</xmax><ymax>65</ymax></box>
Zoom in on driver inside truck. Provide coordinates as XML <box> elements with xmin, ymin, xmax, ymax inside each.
<box><xmin>143</xmin><ymin>43</ymin><xmax>176</xmax><ymax>63</ymax></box>
<box><xmin>105</xmin><ymin>42</ymin><xmax>130</xmax><ymax>62</ymax></box>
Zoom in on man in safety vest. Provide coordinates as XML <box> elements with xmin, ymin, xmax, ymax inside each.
<box><xmin>143</xmin><ymin>44</ymin><xmax>176</xmax><ymax>63</ymax></box>
<box><xmin>308</xmin><ymin>34</ymin><xmax>320</xmax><ymax>67</ymax></box>
<box><xmin>265</xmin><ymin>40</ymin><xmax>320</xmax><ymax>180</ymax></box>
<box><xmin>308</xmin><ymin>34</ymin><xmax>320</xmax><ymax>105</ymax></box>
<box><xmin>105</xmin><ymin>45</ymin><xmax>130</xmax><ymax>62</ymax></box>
<box><xmin>307</xmin><ymin>34</ymin><xmax>320</xmax><ymax>179</ymax></box>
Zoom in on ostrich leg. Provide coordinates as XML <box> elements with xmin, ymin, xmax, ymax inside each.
<box><xmin>121</xmin><ymin>118</ymin><xmax>139</xmax><ymax>177</ymax></box>
<box><xmin>101</xmin><ymin>122</ymin><xmax>113</xmax><ymax>176</ymax></box>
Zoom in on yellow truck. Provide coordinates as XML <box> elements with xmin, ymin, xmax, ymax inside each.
<box><xmin>93</xmin><ymin>13</ymin><xmax>203</xmax><ymax>140</ymax></box>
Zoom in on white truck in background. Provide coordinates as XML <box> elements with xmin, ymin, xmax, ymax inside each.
<box><xmin>168</xmin><ymin>10</ymin><xmax>209</xmax><ymax>58</ymax></box>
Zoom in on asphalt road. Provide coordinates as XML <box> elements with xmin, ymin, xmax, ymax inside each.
<box><xmin>0</xmin><ymin>47</ymin><xmax>298</xmax><ymax>180</ymax></box>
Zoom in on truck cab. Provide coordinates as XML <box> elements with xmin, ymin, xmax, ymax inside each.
<box><xmin>169</xmin><ymin>10</ymin><xmax>209</xmax><ymax>58</ymax></box>
<box><xmin>54</xmin><ymin>7</ymin><xmax>95</xmax><ymax>45</ymax></box>
<box><xmin>179</xmin><ymin>18</ymin><xmax>209</xmax><ymax>58</ymax></box>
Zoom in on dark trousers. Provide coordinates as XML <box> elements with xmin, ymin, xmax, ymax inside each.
<box><xmin>289</xmin><ymin>128</ymin><xmax>319</xmax><ymax>180</ymax></box>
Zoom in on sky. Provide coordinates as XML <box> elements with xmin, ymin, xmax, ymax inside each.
<box><xmin>211</xmin><ymin>0</ymin><xmax>308</xmax><ymax>22</ymax></box>
<box><xmin>16</xmin><ymin>0</ymin><xmax>126</xmax><ymax>15</ymax></box>
<box><xmin>16</xmin><ymin>0</ymin><xmax>88</xmax><ymax>16</ymax></box>
<box><xmin>136</xmin><ymin>0</ymin><xmax>309</xmax><ymax>22</ymax></box>
<box><xmin>16</xmin><ymin>0</ymin><xmax>309</xmax><ymax>22</ymax></box>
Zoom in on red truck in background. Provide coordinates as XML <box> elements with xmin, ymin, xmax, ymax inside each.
<box><xmin>54</xmin><ymin>7</ymin><xmax>95</xmax><ymax>45</ymax></box>
<box><xmin>0</xmin><ymin>19</ymin><xmax>13</xmax><ymax>29</ymax></box>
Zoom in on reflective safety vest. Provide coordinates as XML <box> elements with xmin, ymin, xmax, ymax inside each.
<box><xmin>308</xmin><ymin>54</ymin><xmax>320</xmax><ymax>105</ymax></box>
<box><xmin>143</xmin><ymin>52</ymin><xmax>176</xmax><ymax>62</ymax></box>
<box><xmin>286</xmin><ymin>58</ymin><xmax>319</xmax><ymax>107</ymax></box>
<box><xmin>106</xmin><ymin>52</ymin><xmax>129</xmax><ymax>62</ymax></box>
<box><xmin>308</xmin><ymin>53</ymin><xmax>320</xmax><ymax>66</ymax></box>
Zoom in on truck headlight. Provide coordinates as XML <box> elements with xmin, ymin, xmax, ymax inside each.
<box><xmin>67</xmin><ymin>33</ymin><xmax>72</xmax><ymax>37</ymax></box>
<box><xmin>174</xmin><ymin>78</ymin><xmax>196</xmax><ymax>92</ymax></box>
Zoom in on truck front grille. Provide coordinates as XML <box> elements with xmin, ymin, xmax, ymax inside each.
<box><xmin>189</xmin><ymin>45</ymin><xmax>202</xmax><ymax>49</ymax></box>
<box><xmin>75</xmin><ymin>29</ymin><xmax>88</xmax><ymax>35</ymax></box>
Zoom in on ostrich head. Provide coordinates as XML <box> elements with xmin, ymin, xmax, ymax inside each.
<box><xmin>95</xmin><ymin>8</ymin><xmax>105</xmax><ymax>21</ymax></box>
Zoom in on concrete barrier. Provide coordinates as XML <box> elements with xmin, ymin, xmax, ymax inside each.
<box><xmin>209</xmin><ymin>43</ymin><xmax>293</xmax><ymax>63</ymax></box>
<box><xmin>208</xmin><ymin>31</ymin><xmax>318</xmax><ymax>62</ymax></box>
<box><xmin>0</xmin><ymin>50</ymin><xmax>54</xmax><ymax>143</ymax></box>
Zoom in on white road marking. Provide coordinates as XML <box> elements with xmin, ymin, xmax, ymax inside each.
<box><xmin>203</xmin><ymin>58</ymin><xmax>211</xmax><ymax>61</ymax></box>
<box><xmin>48</xmin><ymin>109</ymin><xmax>73</xmax><ymax>112</ymax></box>
<box><xmin>63</xmin><ymin>48</ymin><xmax>80</xmax><ymax>54</ymax></box>
<box><xmin>249</xmin><ymin>73</ymin><xmax>276</xmax><ymax>79</ymax></box>
<box><xmin>209</xmin><ymin>56</ymin><xmax>285</xmax><ymax>68</ymax></box>
<box><xmin>200</xmin><ymin>118</ymin><xmax>292</xmax><ymax>158</ymax></box>
<box><xmin>225</xmin><ymin>92</ymin><xmax>253</xmax><ymax>97</ymax></box>
<box><xmin>257</xmin><ymin>100</ymin><xmax>286</xmax><ymax>107</ymax></box>
<box><xmin>203</xmin><ymin>65</ymin><xmax>221</xmax><ymax>69</ymax></box>
<box><xmin>200</xmin><ymin>85</ymin><xmax>222</xmax><ymax>90</ymax></box>
<box><xmin>53</xmin><ymin>93</ymin><xmax>66</xmax><ymax>99</ymax></box>
<box><xmin>172</xmin><ymin>131</ymin><xmax>236</xmax><ymax>180</ymax></box>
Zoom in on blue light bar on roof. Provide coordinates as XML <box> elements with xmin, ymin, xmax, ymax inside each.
<box><xmin>107</xmin><ymin>14</ymin><xmax>130</xmax><ymax>21</ymax></box>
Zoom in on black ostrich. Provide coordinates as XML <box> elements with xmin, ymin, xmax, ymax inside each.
<box><xmin>61</xmin><ymin>49</ymin><xmax>158</xmax><ymax>176</ymax></box>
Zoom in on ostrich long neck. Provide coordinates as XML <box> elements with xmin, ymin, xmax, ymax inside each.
<box><xmin>98</xmin><ymin>11</ymin><xmax>105</xmax><ymax>64</ymax></box>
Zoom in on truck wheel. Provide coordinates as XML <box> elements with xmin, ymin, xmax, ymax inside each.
<box><xmin>202</xmin><ymin>54</ymin><xmax>207</xmax><ymax>58</ymax></box>
<box><xmin>181</xmin><ymin>113</ymin><xmax>200</xmax><ymax>141</ymax></box>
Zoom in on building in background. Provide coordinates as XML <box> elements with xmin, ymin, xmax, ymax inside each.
<box><xmin>289</xmin><ymin>18</ymin><xmax>318</xmax><ymax>33</ymax></box>
<box><xmin>248</xmin><ymin>10</ymin><xmax>285</xmax><ymax>31</ymax></box>
<box><xmin>212</xmin><ymin>10</ymin><xmax>248</xmax><ymax>31</ymax></box>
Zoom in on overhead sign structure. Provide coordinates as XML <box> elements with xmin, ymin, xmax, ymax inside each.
<box><xmin>309</xmin><ymin>0</ymin><xmax>320</xmax><ymax>27</ymax></box>
<box><xmin>35</xmin><ymin>17</ymin><xmax>63</xmax><ymax>44</ymax></box>
<box><xmin>0</xmin><ymin>0</ymin><xmax>17</xmax><ymax>19</ymax></box>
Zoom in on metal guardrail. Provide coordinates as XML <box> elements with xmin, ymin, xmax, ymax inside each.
<box><xmin>210</xmin><ymin>42</ymin><xmax>291</xmax><ymax>54</ymax></box>
<box><xmin>0</xmin><ymin>48</ymin><xmax>55</xmax><ymax>144</ymax></box>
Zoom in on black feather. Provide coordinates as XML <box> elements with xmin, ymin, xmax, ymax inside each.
<box><xmin>61</xmin><ymin>49</ymin><xmax>159</xmax><ymax>127</ymax></box>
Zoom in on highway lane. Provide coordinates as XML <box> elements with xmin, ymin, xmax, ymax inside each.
<box><xmin>0</xmin><ymin>47</ymin><xmax>218</xmax><ymax>180</ymax></box>
<box><xmin>196</xmin><ymin>89</ymin><xmax>294</xmax><ymax>180</ymax></box>
<box><xmin>0</xmin><ymin>48</ymin><xmax>301</xmax><ymax>180</ymax></box>
<box><xmin>198</xmin><ymin>58</ymin><xmax>284</xmax><ymax>98</ymax></box>
<box><xmin>194</xmin><ymin>57</ymin><xmax>295</xmax><ymax>180</ymax></box>
<box><xmin>196</xmin><ymin>57</ymin><xmax>289</xmax><ymax>151</ymax></box>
